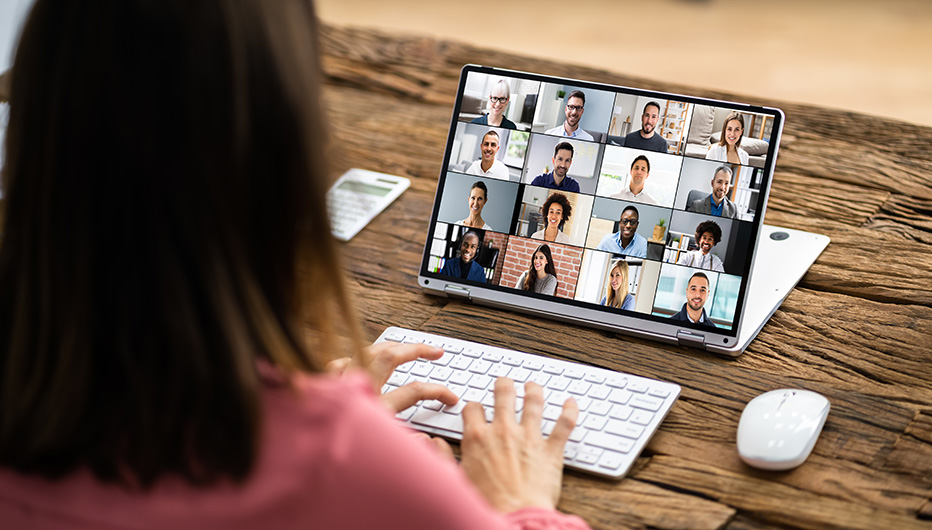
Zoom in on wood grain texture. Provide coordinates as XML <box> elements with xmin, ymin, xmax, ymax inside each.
<box><xmin>320</xmin><ymin>24</ymin><xmax>932</xmax><ymax>530</ymax></box>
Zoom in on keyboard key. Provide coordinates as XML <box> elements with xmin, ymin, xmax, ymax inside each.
<box><xmin>576</xmin><ymin>452</ymin><xmax>599</xmax><ymax>465</ymax></box>
<box><xmin>547</xmin><ymin>376</ymin><xmax>570</xmax><ymax>391</ymax></box>
<box><xmin>630</xmin><ymin>395</ymin><xmax>664</xmax><ymax>412</ymax></box>
<box><xmin>523</xmin><ymin>359</ymin><xmax>543</xmax><ymax>371</ymax></box>
<box><xmin>609</xmin><ymin>404</ymin><xmax>633</xmax><ymax>421</ymax></box>
<box><xmin>450</xmin><ymin>356</ymin><xmax>473</xmax><ymax>371</ymax></box>
<box><xmin>387</xmin><ymin>372</ymin><xmax>408</xmax><ymax>386</ymax></box>
<box><xmin>608</xmin><ymin>389</ymin><xmax>632</xmax><ymax>404</ymax></box>
<box><xmin>462</xmin><ymin>388</ymin><xmax>485</xmax><ymax>402</ymax></box>
<box><xmin>488</xmin><ymin>364</ymin><xmax>511</xmax><ymax>378</ymax></box>
<box><xmin>502</xmin><ymin>354</ymin><xmax>523</xmax><ymax>366</ymax></box>
<box><xmin>584</xmin><ymin>373</ymin><xmax>606</xmax><ymax>384</ymax></box>
<box><xmin>583</xmin><ymin>415</ymin><xmax>608</xmax><ymax>431</ymax></box>
<box><xmin>385</xmin><ymin>331</ymin><xmax>405</xmax><ymax>342</ymax></box>
<box><xmin>589</xmin><ymin>385</ymin><xmax>611</xmax><ymax>401</ymax></box>
<box><xmin>563</xmin><ymin>445</ymin><xmax>579</xmax><ymax>460</ymax></box>
<box><xmin>424</xmin><ymin>339</ymin><xmax>445</xmax><ymax>348</ymax></box>
<box><xmin>564</xmin><ymin>368</ymin><xmax>585</xmax><ymax>380</ymax></box>
<box><xmin>627</xmin><ymin>381</ymin><xmax>649</xmax><ymax>393</ymax></box>
<box><xmin>631</xmin><ymin>410</ymin><xmax>654</xmax><ymax>425</ymax></box>
<box><xmin>411</xmin><ymin>409</ymin><xmax>463</xmax><ymax>433</ymax></box>
<box><xmin>443</xmin><ymin>343</ymin><xmax>464</xmax><ymax>354</ymax></box>
<box><xmin>442</xmin><ymin>401</ymin><xmax>466</xmax><ymax>414</ymax></box>
<box><xmin>529</xmin><ymin>373</ymin><xmax>551</xmax><ymax>386</ymax></box>
<box><xmin>648</xmin><ymin>387</ymin><xmax>671</xmax><ymax>398</ymax></box>
<box><xmin>448</xmin><ymin>371</ymin><xmax>472</xmax><ymax>386</ymax></box>
<box><xmin>509</xmin><ymin>368</ymin><xmax>531</xmax><ymax>383</ymax></box>
<box><xmin>395</xmin><ymin>361</ymin><xmax>413</xmax><ymax>373</ymax></box>
<box><xmin>586</xmin><ymin>432</ymin><xmax>635</xmax><ymax>454</ymax></box>
<box><xmin>403</xmin><ymin>337</ymin><xmax>424</xmax><ymax>344</ymax></box>
<box><xmin>598</xmin><ymin>452</ymin><xmax>624</xmax><ymax>470</ymax></box>
<box><xmin>543</xmin><ymin>364</ymin><xmax>564</xmax><ymax>375</ymax></box>
<box><xmin>569</xmin><ymin>426</ymin><xmax>587</xmax><ymax>443</ymax></box>
<box><xmin>410</xmin><ymin>361</ymin><xmax>433</xmax><ymax>377</ymax></box>
<box><xmin>469</xmin><ymin>360</ymin><xmax>492</xmax><ymax>374</ymax></box>
<box><xmin>422</xmin><ymin>400</ymin><xmax>443</xmax><ymax>411</ymax></box>
<box><xmin>606</xmin><ymin>376</ymin><xmax>628</xmax><ymax>389</ymax></box>
<box><xmin>588</xmin><ymin>400</ymin><xmax>612</xmax><ymax>416</ymax></box>
<box><xmin>431</xmin><ymin>352</ymin><xmax>454</xmax><ymax>367</ymax></box>
<box><xmin>468</xmin><ymin>375</ymin><xmax>492</xmax><ymax>389</ymax></box>
<box><xmin>482</xmin><ymin>351</ymin><xmax>504</xmax><ymax>362</ymax></box>
<box><xmin>568</xmin><ymin>380</ymin><xmax>591</xmax><ymax>395</ymax></box>
<box><xmin>429</xmin><ymin>366</ymin><xmax>453</xmax><ymax>382</ymax></box>
<box><xmin>463</xmin><ymin>347</ymin><xmax>483</xmax><ymax>358</ymax></box>
<box><xmin>605</xmin><ymin>420</ymin><xmax>644</xmax><ymax>440</ymax></box>
<box><xmin>548</xmin><ymin>392</ymin><xmax>570</xmax><ymax>406</ymax></box>
<box><xmin>542</xmin><ymin>405</ymin><xmax>563</xmax><ymax>421</ymax></box>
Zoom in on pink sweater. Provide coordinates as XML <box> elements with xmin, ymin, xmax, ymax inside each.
<box><xmin>0</xmin><ymin>371</ymin><xmax>589</xmax><ymax>529</ymax></box>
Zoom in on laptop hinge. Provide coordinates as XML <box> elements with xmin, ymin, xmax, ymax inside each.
<box><xmin>676</xmin><ymin>330</ymin><xmax>707</xmax><ymax>348</ymax></box>
<box><xmin>443</xmin><ymin>285</ymin><xmax>472</xmax><ymax>301</ymax></box>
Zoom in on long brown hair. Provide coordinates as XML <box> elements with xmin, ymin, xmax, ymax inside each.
<box><xmin>717</xmin><ymin>112</ymin><xmax>745</xmax><ymax>148</ymax></box>
<box><xmin>522</xmin><ymin>244</ymin><xmax>558</xmax><ymax>292</ymax></box>
<box><xmin>0</xmin><ymin>0</ymin><xmax>359</xmax><ymax>487</ymax></box>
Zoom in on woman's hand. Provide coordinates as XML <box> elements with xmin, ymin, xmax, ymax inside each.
<box><xmin>459</xmin><ymin>378</ymin><xmax>578</xmax><ymax>513</ymax></box>
<box><xmin>327</xmin><ymin>341</ymin><xmax>458</xmax><ymax>414</ymax></box>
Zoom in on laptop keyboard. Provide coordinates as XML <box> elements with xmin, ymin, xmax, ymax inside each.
<box><xmin>377</xmin><ymin>327</ymin><xmax>681</xmax><ymax>479</ymax></box>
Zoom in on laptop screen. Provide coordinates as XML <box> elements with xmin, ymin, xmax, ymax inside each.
<box><xmin>419</xmin><ymin>65</ymin><xmax>783</xmax><ymax>345</ymax></box>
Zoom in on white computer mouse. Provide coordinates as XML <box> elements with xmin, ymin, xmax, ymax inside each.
<box><xmin>736</xmin><ymin>389</ymin><xmax>830</xmax><ymax>470</ymax></box>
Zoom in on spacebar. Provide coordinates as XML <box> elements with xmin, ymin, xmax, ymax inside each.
<box><xmin>410</xmin><ymin>409</ymin><xmax>464</xmax><ymax>434</ymax></box>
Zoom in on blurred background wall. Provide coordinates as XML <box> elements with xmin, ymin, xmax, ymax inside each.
<box><xmin>316</xmin><ymin>0</ymin><xmax>932</xmax><ymax>127</ymax></box>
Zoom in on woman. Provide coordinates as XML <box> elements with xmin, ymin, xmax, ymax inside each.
<box><xmin>470</xmin><ymin>79</ymin><xmax>517</xmax><ymax>130</ymax></box>
<box><xmin>515</xmin><ymin>245</ymin><xmax>559</xmax><ymax>296</ymax></box>
<box><xmin>705</xmin><ymin>111</ymin><xmax>750</xmax><ymax>165</ymax></box>
<box><xmin>677</xmin><ymin>220</ymin><xmax>725</xmax><ymax>272</ymax></box>
<box><xmin>531</xmin><ymin>193</ymin><xmax>572</xmax><ymax>243</ymax></box>
<box><xmin>0</xmin><ymin>1</ymin><xmax>586</xmax><ymax>529</ymax></box>
<box><xmin>600</xmin><ymin>260</ymin><xmax>635</xmax><ymax>310</ymax></box>
<box><xmin>458</xmin><ymin>181</ymin><xmax>492</xmax><ymax>230</ymax></box>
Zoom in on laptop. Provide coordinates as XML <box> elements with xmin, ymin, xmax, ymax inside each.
<box><xmin>417</xmin><ymin>65</ymin><xmax>828</xmax><ymax>356</ymax></box>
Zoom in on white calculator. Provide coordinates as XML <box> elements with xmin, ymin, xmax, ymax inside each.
<box><xmin>327</xmin><ymin>168</ymin><xmax>410</xmax><ymax>241</ymax></box>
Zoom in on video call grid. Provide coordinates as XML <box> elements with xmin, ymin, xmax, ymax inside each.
<box><xmin>429</xmin><ymin>71</ymin><xmax>778</xmax><ymax>331</ymax></box>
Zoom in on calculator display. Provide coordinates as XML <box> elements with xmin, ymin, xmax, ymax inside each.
<box><xmin>337</xmin><ymin>180</ymin><xmax>392</xmax><ymax>197</ymax></box>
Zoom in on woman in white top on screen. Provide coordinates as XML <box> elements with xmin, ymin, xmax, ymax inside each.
<box><xmin>599</xmin><ymin>259</ymin><xmax>635</xmax><ymax>310</ymax></box>
<box><xmin>677</xmin><ymin>220</ymin><xmax>725</xmax><ymax>272</ymax></box>
<box><xmin>515</xmin><ymin>244</ymin><xmax>559</xmax><ymax>296</ymax></box>
<box><xmin>458</xmin><ymin>181</ymin><xmax>492</xmax><ymax>230</ymax></box>
<box><xmin>705</xmin><ymin>112</ymin><xmax>749</xmax><ymax>166</ymax></box>
<box><xmin>531</xmin><ymin>193</ymin><xmax>572</xmax><ymax>244</ymax></box>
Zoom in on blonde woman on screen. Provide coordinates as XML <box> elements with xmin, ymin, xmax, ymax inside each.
<box><xmin>705</xmin><ymin>111</ymin><xmax>750</xmax><ymax>166</ymax></box>
<box><xmin>0</xmin><ymin>1</ymin><xmax>587</xmax><ymax>529</ymax></box>
<box><xmin>600</xmin><ymin>260</ymin><xmax>635</xmax><ymax>310</ymax></box>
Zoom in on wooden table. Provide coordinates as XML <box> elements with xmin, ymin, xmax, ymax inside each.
<box><xmin>321</xmin><ymin>25</ymin><xmax>931</xmax><ymax>530</ymax></box>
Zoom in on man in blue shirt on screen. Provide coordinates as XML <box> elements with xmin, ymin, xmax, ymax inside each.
<box><xmin>529</xmin><ymin>142</ymin><xmax>580</xmax><ymax>193</ymax></box>
<box><xmin>596</xmin><ymin>205</ymin><xmax>647</xmax><ymax>257</ymax></box>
